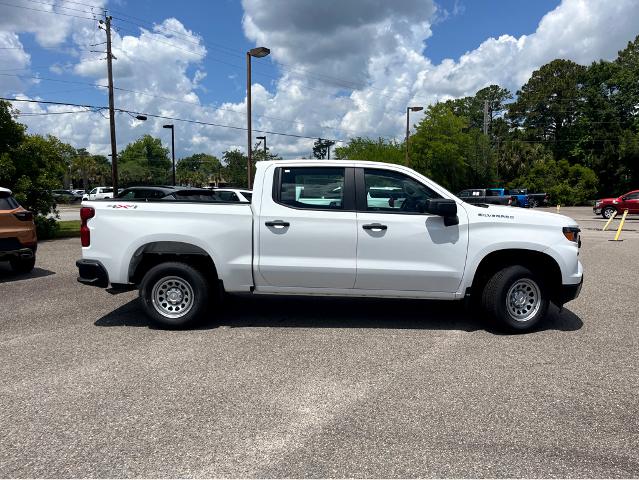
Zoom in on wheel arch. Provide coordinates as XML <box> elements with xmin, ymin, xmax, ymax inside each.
<box><xmin>129</xmin><ymin>241</ymin><xmax>219</xmax><ymax>286</ymax></box>
<box><xmin>470</xmin><ymin>249</ymin><xmax>562</xmax><ymax>303</ymax></box>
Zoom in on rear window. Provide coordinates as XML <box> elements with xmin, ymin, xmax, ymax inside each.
<box><xmin>242</xmin><ymin>192</ymin><xmax>252</xmax><ymax>201</ymax></box>
<box><xmin>0</xmin><ymin>194</ymin><xmax>19</xmax><ymax>210</ymax></box>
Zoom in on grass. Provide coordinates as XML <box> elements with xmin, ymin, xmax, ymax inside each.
<box><xmin>54</xmin><ymin>220</ymin><xmax>81</xmax><ymax>239</ymax></box>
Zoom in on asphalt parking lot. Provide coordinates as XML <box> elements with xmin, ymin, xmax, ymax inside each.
<box><xmin>1</xmin><ymin>207</ymin><xmax>638</xmax><ymax>477</ymax></box>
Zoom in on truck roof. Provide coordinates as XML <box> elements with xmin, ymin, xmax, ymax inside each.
<box><xmin>260</xmin><ymin>159</ymin><xmax>408</xmax><ymax>169</ymax></box>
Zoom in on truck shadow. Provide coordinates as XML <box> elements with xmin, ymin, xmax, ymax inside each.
<box><xmin>0</xmin><ymin>265</ymin><xmax>55</xmax><ymax>283</ymax></box>
<box><xmin>94</xmin><ymin>294</ymin><xmax>583</xmax><ymax>334</ymax></box>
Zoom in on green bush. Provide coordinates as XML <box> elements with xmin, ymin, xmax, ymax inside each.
<box><xmin>510</xmin><ymin>159</ymin><xmax>598</xmax><ymax>206</ymax></box>
<box><xmin>35</xmin><ymin>215</ymin><xmax>60</xmax><ymax>240</ymax></box>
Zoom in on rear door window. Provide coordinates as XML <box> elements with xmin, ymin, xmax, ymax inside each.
<box><xmin>277</xmin><ymin>167</ymin><xmax>345</xmax><ymax>210</ymax></box>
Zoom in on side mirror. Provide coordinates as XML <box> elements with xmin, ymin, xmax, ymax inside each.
<box><xmin>424</xmin><ymin>198</ymin><xmax>459</xmax><ymax>226</ymax></box>
<box><xmin>425</xmin><ymin>198</ymin><xmax>457</xmax><ymax>216</ymax></box>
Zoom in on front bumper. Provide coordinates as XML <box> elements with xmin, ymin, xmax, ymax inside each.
<box><xmin>76</xmin><ymin>259</ymin><xmax>109</xmax><ymax>288</ymax></box>
<box><xmin>559</xmin><ymin>276</ymin><xmax>583</xmax><ymax>305</ymax></box>
<box><xmin>593</xmin><ymin>206</ymin><xmax>601</xmax><ymax>215</ymax></box>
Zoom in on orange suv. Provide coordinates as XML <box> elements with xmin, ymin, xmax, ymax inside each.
<box><xmin>0</xmin><ymin>187</ymin><xmax>37</xmax><ymax>273</ymax></box>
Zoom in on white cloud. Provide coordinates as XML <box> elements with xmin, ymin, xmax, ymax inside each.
<box><xmin>3</xmin><ymin>0</ymin><xmax>639</xmax><ymax>161</ymax></box>
<box><xmin>0</xmin><ymin>32</ymin><xmax>31</xmax><ymax>92</ymax></box>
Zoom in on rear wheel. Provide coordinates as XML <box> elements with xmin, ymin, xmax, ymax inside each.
<box><xmin>10</xmin><ymin>256</ymin><xmax>35</xmax><ymax>274</ymax></box>
<box><xmin>602</xmin><ymin>206</ymin><xmax>616</xmax><ymax>219</ymax></box>
<box><xmin>139</xmin><ymin>262</ymin><xmax>210</xmax><ymax>328</ymax></box>
<box><xmin>530</xmin><ymin>199</ymin><xmax>539</xmax><ymax>208</ymax></box>
<box><xmin>481</xmin><ymin>265</ymin><xmax>549</xmax><ymax>332</ymax></box>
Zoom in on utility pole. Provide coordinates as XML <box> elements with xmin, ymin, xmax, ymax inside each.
<box><xmin>103</xmin><ymin>14</ymin><xmax>118</xmax><ymax>193</ymax></box>
<box><xmin>256</xmin><ymin>135</ymin><xmax>267</xmax><ymax>159</ymax></box>
<box><xmin>326</xmin><ymin>139</ymin><xmax>335</xmax><ymax>159</ymax></box>
<box><xmin>483</xmin><ymin>99</ymin><xmax>490</xmax><ymax>135</ymax></box>
<box><xmin>405</xmin><ymin>106</ymin><xmax>423</xmax><ymax>166</ymax></box>
<box><xmin>483</xmin><ymin>100</ymin><xmax>490</xmax><ymax>181</ymax></box>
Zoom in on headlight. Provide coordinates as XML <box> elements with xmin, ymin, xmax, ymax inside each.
<box><xmin>595</xmin><ymin>200</ymin><xmax>601</xmax><ymax>206</ymax></box>
<box><xmin>563</xmin><ymin>226</ymin><xmax>581</xmax><ymax>246</ymax></box>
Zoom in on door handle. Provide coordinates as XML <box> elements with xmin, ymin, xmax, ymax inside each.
<box><xmin>265</xmin><ymin>220</ymin><xmax>290</xmax><ymax>228</ymax></box>
<box><xmin>362</xmin><ymin>223</ymin><xmax>387</xmax><ymax>231</ymax></box>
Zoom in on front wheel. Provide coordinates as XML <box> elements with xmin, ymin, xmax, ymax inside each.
<box><xmin>602</xmin><ymin>206</ymin><xmax>616</xmax><ymax>219</ymax></box>
<box><xmin>139</xmin><ymin>262</ymin><xmax>210</xmax><ymax>328</ymax></box>
<box><xmin>529</xmin><ymin>199</ymin><xmax>538</xmax><ymax>208</ymax></box>
<box><xmin>481</xmin><ymin>265</ymin><xmax>549</xmax><ymax>332</ymax></box>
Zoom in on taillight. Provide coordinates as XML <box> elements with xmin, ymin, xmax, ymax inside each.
<box><xmin>80</xmin><ymin>207</ymin><xmax>95</xmax><ymax>247</ymax></box>
<box><xmin>13</xmin><ymin>211</ymin><xmax>33</xmax><ymax>221</ymax></box>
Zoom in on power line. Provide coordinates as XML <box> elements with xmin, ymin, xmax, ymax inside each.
<box><xmin>0</xmin><ymin>0</ymin><xmax>97</xmax><ymax>21</ymax></box>
<box><xmin>0</xmin><ymin>72</ymin><xmax>373</xmax><ymax>137</ymax></box>
<box><xmin>20</xmin><ymin>0</ymin><xmax>102</xmax><ymax>16</ymax></box>
<box><xmin>17</xmin><ymin>109</ymin><xmax>93</xmax><ymax>116</ymax></box>
<box><xmin>1</xmin><ymin>97</ymin><xmax>346</xmax><ymax>143</ymax></box>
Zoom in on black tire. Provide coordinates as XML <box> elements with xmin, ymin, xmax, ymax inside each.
<box><xmin>10</xmin><ymin>256</ymin><xmax>35</xmax><ymax>274</ymax></box>
<box><xmin>602</xmin><ymin>206</ymin><xmax>616</xmax><ymax>219</ymax></box>
<box><xmin>481</xmin><ymin>265</ymin><xmax>549</xmax><ymax>332</ymax></box>
<box><xmin>530</xmin><ymin>199</ymin><xmax>538</xmax><ymax>208</ymax></box>
<box><xmin>139</xmin><ymin>262</ymin><xmax>210</xmax><ymax>328</ymax></box>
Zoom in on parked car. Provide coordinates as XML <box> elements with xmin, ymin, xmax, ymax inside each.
<box><xmin>510</xmin><ymin>189</ymin><xmax>549</xmax><ymax>208</ymax></box>
<box><xmin>457</xmin><ymin>188</ymin><xmax>512</xmax><ymax>206</ymax></box>
<box><xmin>72</xmin><ymin>189</ymin><xmax>85</xmax><ymax>196</ymax></box>
<box><xmin>116</xmin><ymin>186</ymin><xmax>252</xmax><ymax>202</ymax></box>
<box><xmin>117</xmin><ymin>186</ymin><xmax>178</xmax><ymax>200</ymax></box>
<box><xmin>594</xmin><ymin>190</ymin><xmax>639</xmax><ymax>218</ymax></box>
<box><xmin>77</xmin><ymin>160</ymin><xmax>583</xmax><ymax>332</ymax></box>
<box><xmin>211</xmin><ymin>188</ymin><xmax>252</xmax><ymax>202</ymax></box>
<box><xmin>52</xmin><ymin>189</ymin><xmax>83</xmax><ymax>203</ymax></box>
<box><xmin>0</xmin><ymin>187</ymin><xmax>37</xmax><ymax>273</ymax></box>
<box><xmin>82</xmin><ymin>187</ymin><xmax>114</xmax><ymax>201</ymax></box>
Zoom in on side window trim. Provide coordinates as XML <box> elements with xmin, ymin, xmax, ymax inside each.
<box><xmin>272</xmin><ymin>166</ymin><xmax>355</xmax><ymax>212</ymax></box>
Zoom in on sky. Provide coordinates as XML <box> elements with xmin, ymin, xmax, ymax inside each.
<box><xmin>1</xmin><ymin>0</ymin><xmax>638</xmax><ymax>160</ymax></box>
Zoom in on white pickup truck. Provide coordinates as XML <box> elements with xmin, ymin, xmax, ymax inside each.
<box><xmin>82</xmin><ymin>186</ymin><xmax>115</xmax><ymax>201</ymax></box>
<box><xmin>77</xmin><ymin>160</ymin><xmax>583</xmax><ymax>331</ymax></box>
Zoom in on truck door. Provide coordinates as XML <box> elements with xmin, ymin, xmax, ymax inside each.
<box><xmin>354</xmin><ymin>168</ymin><xmax>469</xmax><ymax>293</ymax></box>
<box><xmin>257</xmin><ymin>166</ymin><xmax>358</xmax><ymax>289</ymax></box>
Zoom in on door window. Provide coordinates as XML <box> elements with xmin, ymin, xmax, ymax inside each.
<box><xmin>363</xmin><ymin>169</ymin><xmax>440</xmax><ymax>213</ymax></box>
<box><xmin>624</xmin><ymin>192</ymin><xmax>639</xmax><ymax>200</ymax></box>
<box><xmin>278</xmin><ymin>167</ymin><xmax>345</xmax><ymax>210</ymax></box>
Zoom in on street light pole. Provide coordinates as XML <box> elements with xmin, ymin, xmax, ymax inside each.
<box><xmin>163</xmin><ymin>124</ymin><xmax>175</xmax><ymax>186</ymax></box>
<box><xmin>246</xmin><ymin>46</ymin><xmax>270</xmax><ymax>188</ymax></box>
<box><xmin>405</xmin><ymin>106</ymin><xmax>423</xmax><ymax>166</ymax></box>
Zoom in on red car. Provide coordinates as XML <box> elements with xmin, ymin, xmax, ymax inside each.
<box><xmin>594</xmin><ymin>190</ymin><xmax>639</xmax><ymax>219</ymax></box>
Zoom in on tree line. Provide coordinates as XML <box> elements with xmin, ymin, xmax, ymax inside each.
<box><xmin>335</xmin><ymin>35</ymin><xmax>639</xmax><ymax>205</ymax></box>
